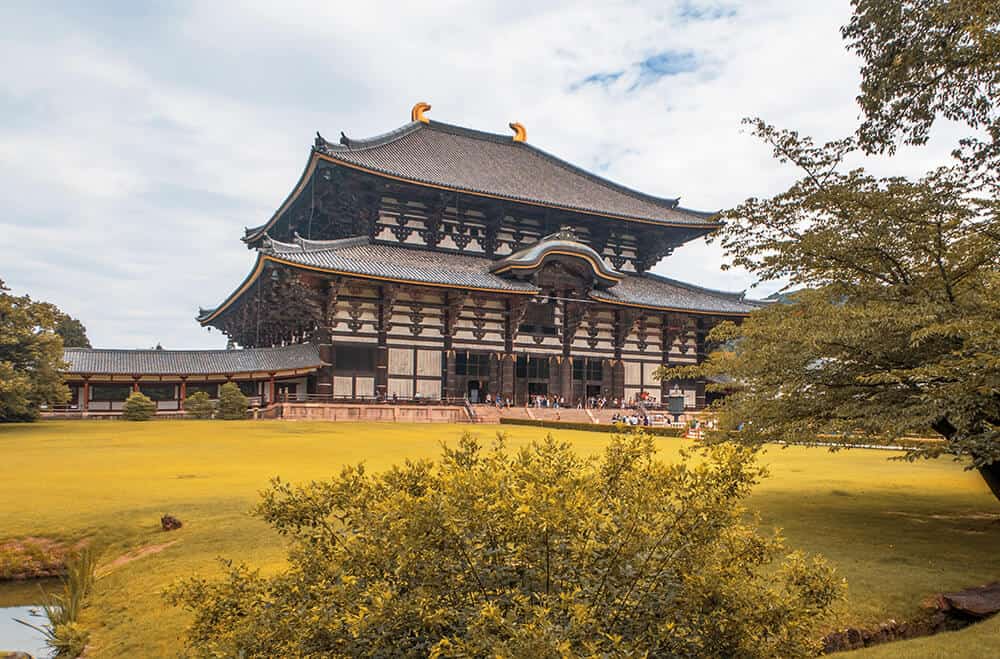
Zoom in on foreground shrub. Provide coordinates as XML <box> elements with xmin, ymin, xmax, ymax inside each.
<box><xmin>216</xmin><ymin>383</ymin><xmax>248</xmax><ymax>420</ymax></box>
<box><xmin>183</xmin><ymin>391</ymin><xmax>214</xmax><ymax>419</ymax></box>
<box><xmin>167</xmin><ymin>432</ymin><xmax>843</xmax><ymax>657</ymax></box>
<box><xmin>16</xmin><ymin>547</ymin><xmax>97</xmax><ymax>658</ymax></box>
<box><xmin>121</xmin><ymin>392</ymin><xmax>155</xmax><ymax>421</ymax></box>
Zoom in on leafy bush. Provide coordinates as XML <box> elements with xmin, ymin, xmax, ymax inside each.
<box><xmin>167</xmin><ymin>432</ymin><xmax>843</xmax><ymax>657</ymax></box>
<box><xmin>121</xmin><ymin>391</ymin><xmax>156</xmax><ymax>421</ymax></box>
<box><xmin>183</xmin><ymin>391</ymin><xmax>215</xmax><ymax>419</ymax></box>
<box><xmin>216</xmin><ymin>383</ymin><xmax>248</xmax><ymax>420</ymax></box>
<box><xmin>499</xmin><ymin>418</ymin><xmax>685</xmax><ymax>437</ymax></box>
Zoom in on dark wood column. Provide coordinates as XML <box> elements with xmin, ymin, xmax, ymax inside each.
<box><xmin>442</xmin><ymin>292</ymin><xmax>467</xmax><ymax>400</ymax></box>
<box><xmin>179</xmin><ymin>378</ymin><xmax>187</xmax><ymax>406</ymax></box>
<box><xmin>81</xmin><ymin>378</ymin><xmax>90</xmax><ymax>413</ymax></box>
<box><xmin>503</xmin><ymin>298</ymin><xmax>528</xmax><ymax>403</ymax></box>
<box><xmin>611</xmin><ymin>309</ymin><xmax>638</xmax><ymax>401</ymax></box>
<box><xmin>660</xmin><ymin>313</ymin><xmax>682</xmax><ymax>400</ymax></box>
<box><xmin>560</xmin><ymin>299</ymin><xmax>584</xmax><ymax>404</ymax></box>
<box><xmin>500</xmin><ymin>354</ymin><xmax>515</xmax><ymax>402</ymax></box>
<box><xmin>695</xmin><ymin>317</ymin><xmax>712</xmax><ymax>408</ymax></box>
<box><xmin>375</xmin><ymin>285</ymin><xmax>397</xmax><ymax>399</ymax></box>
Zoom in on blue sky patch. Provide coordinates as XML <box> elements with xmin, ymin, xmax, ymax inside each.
<box><xmin>676</xmin><ymin>1</ymin><xmax>738</xmax><ymax>22</ymax></box>
<box><xmin>632</xmin><ymin>50</ymin><xmax>700</xmax><ymax>89</ymax></box>
<box><xmin>570</xmin><ymin>70</ymin><xmax>624</xmax><ymax>91</ymax></box>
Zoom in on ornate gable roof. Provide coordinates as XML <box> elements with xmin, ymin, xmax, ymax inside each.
<box><xmin>490</xmin><ymin>227</ymin><xmax>623</xmax><ymax>289</ymax></box>
<box><xmin>313</xmin><ymin>119</ymin><xmax>716</xmax><ymax>226</ymax></box>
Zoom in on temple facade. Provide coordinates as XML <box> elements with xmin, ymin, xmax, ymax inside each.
<box><xmin>196</xmin><ymin>104</ymin><xmax>760</xmax><ymax>409</ymax></box>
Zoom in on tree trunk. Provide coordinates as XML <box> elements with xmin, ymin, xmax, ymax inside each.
<box><xmin>979</xmin><ymin>462</ymin><xmax>1000</xmax><ymax>503</ymax></box>
<box><xmin>933</xmin><ymin>417</ymin><xmax>1000</xmax><ymax>504</ymax></box>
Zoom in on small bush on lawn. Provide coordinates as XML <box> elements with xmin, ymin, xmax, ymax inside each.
<box><xmin>122</xmin><ymin>392</ymin><xmax>156</xmax><ymax>421</ymax></box>
<box><xmin>183</xmin><ymin>391</ymin><xmax>215</xmax><ymax>419</ymax></box>
<box><xmin>167</xmin><ymin>431</ymin><xmax>843</xmax><ymax>657</ymax></box>
<box><xmin>217</xmin><ymin>383</ymin><xmax>249</xmax><ymax>420</ymax></box>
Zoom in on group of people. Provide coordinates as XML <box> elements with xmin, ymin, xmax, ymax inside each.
<box><xmin>610</xmin><ymin>412</ymin><xmax>651</xmax><ymax>426</ymax></box>
<box><xmin>483</xmin><ymin>393</ymin><xmax>513</xmax><ymax>409</ymax></box>
<box><xmin>476</xmin><ymin>393</ymin><xmax>661</xmax><ymax>411</ymax></box>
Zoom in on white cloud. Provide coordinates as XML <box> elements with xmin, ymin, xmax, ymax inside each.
<box><xmin>0</xmin><ymin>1</ymin><xmax>962</xmax><ymax>347</ymax></box>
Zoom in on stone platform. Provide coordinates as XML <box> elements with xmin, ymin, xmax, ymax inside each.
<box><xmin>276</xmin><ymin>402</ymin><xmax>470</xmax><ymax>423</ymax></box>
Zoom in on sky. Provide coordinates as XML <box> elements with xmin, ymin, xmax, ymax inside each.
<box><xmin>0</xmin><ymin>1</ymin><xmax>962</xmax><ymax>349</ymax></box>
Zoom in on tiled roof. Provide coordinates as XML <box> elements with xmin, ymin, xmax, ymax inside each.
<box><xmin>209</xmin><ymin>236</ymin><xmax>758</xmax><ymax>317</ymax></box>
<box><xmin>64</xmin><ymin>344</ymin><xmax>323</xmax><ymax>376</ymax></box>
<box><xmin>266</xmin><ymin>235</ymin><xmax>540</xmax><ymax>293</ymax></box>
<box><xmin>591</xmin><ymin>272</ymin><xmax>762</xmax><ymax>314</ymax></box>
<box><xmin>314</xmin><ymin>120</ymin><xmax>717</xmax><ymax>226</ymax></box>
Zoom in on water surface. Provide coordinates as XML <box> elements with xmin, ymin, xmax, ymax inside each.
<box><xmin>0</xmin><ymin>605</ymin><xmax>51</xmax><ymax>657</ymax></box>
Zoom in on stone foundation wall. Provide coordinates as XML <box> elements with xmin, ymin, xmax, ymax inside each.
<box><xmin>279</xmin><ymin>403</ymin><xmax>469</xmax><ymax>423</ymax></box>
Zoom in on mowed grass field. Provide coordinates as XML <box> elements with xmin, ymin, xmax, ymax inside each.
<box><xmin>1</xmin><ymin>420</ymin><xmax>998</xmax><ymax>657</ymax></box>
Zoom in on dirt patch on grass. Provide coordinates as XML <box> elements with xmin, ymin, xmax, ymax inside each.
<box><xmin>98</xmin><ymin>540</ymin><xmax>179</xmax><ymax>577</ymax></box>
<box><xmin>0</xmin><ymin>536</ymin><xmax>87</xmax><ymax>580</ymax></box>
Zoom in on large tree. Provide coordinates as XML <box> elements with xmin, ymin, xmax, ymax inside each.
<box><xmin>661</xmin><ymin>122</ymin><xmax>1000</xmax><ymax>500</ymax></box>
<box><xmin>55</xmin><ymin>313</ymin><xmax>91</xmax><ymax>348</ymax></box>
<box><xmin>844</xmin><ymin>0</ymin><xmax>1000</xmax><ymax>175</ymax></box>
<box><xmin>0</xmin><ymin>279</ymin><xmax>70</xmax><ymax>421</ymax></box>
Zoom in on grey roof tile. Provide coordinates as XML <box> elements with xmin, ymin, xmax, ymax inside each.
<box><xmin>267</xmin><ymin>236</ymin><xmax>539</xmax><ymax>293</ymax></box>
<box><xmin>64</xmin><ymin>344</ymin><xmax>323</xmax><ymax>375</ymax></box>
<box><xmin>257</xmin><ymin>236</ymin><xmax>759</xmax><ymax>315</ymax></box>
<box><xmin>591</xmin><ymin>272</ymin><xmax>762</xmax><ymax>314</ymax></box>
<box><xmin>315</xmin><ymin>121</ymin><xmax>717</xmax><ymax>226</ymax></box>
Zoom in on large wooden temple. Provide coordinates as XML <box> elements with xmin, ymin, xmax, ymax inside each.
<box><xmin>194</xmin><ymin>103</ymin><xmax>759</xmax><ymax>409</ymax></box>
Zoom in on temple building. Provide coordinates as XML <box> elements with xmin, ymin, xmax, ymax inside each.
<box><xmin>192</xmin><ymin>103</ymin><xmax>760</xmax><ymax>409</ymax></box>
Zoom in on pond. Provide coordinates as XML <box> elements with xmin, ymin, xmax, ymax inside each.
<box><xmin>0</xmin><ymin>606</ymin><xmax>51</xmax><ymax>657</ymax></box>
<box><xmin>0</xmin><ymin>580</ymin><xmax>59</xmax><ymax>658</ymax></box>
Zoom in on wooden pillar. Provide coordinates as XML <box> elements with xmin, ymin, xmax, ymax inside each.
<box><xmin>132</xmin><ymin>379</ymin><xmax>140</xmax><ymax>393</ymax></box>
<box><xmin>443</xmin><ymin>291</ymin><xmax>465</xmax><ymax>400</ymax></box>
<box><xmin>559</xmin><ymin>357</ymin><xmax>573</xmax><ymax>404</ymax></box>
<box><xmin>81</xmin><ymin>378</ymin><xmax>90</xmax><ymax>413</ymax></box>
<box><xmin>611</xmin><ymin>361</ymin><xmax>625</xmax><ymax>402</ymax></box>
<box><xmin>660</xmin><ymin>314</ymin><xmax>679</xmax><ymax>401</ymax></box>
<box><xmin>316</xmin><ymin>345</ymin><xmax>334</xmax><ymax>396</ymax></box>
<box><xmin>500</xmin><ymin>354</ymin><xmax>515</xmax><ymax>402</ymax></box>
<box><xmin>269</xmin><ymin>375</ymin><xmax>276</xmax><ymax>404</ymax></box>
<box><xmin>695</xmin><ymin>317</ymin><xmax>709</xmax><ymax>409</ymax></box>
<box><xmin>611</xmin><ymin>310</ymin><xmax>627</xmax><ymax>401</ymax></box>
<box><xmin>375</xmin><ymin>285</ymin><xmax>395</xmax><ymax>400</ymax></box>
<box><xmin>179</xmin><ymin>380</ymin><xmax>187</xmax><ymax>410</ymax></box>
<box><xmin>445</xmin><ymin>350</ymin><xmax>459</xmax><ymax>400</ymax></box>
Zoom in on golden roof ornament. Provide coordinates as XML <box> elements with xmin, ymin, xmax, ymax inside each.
<box><xmin>411</xmin><ymin>102</ymin><xmax>431</xmax><ymax>124</ymax></box>
<box><xmin>509</xmin><ymin>122</ymin><xmax>527</xmax><ymax>142</ymax></box>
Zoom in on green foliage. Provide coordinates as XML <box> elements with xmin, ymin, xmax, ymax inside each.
<box><xmin>216</xmin><ymin>383</ymin><xmax>248</xmax><ymax>420</ymax></box>
<box><xmin>166</xmin><ymin>432</ymin><xmax>843</xmax><ymax>657</ymax></box>
<box><xmin>844</xmin><ymin>0</ymin><xmax>1000</xmax><ymax>170</ymax></box>
<box><xmin>183</xmin><ymin>391</ymin><xmax>215</xmax><ymax>419</ymax></box>
<box><xmin>15</xmin><ymin>547</ymin><xmax>97</xmax><ymax>657</ymax></box>
<box><xmin>0</xmin><ymin>279</ymin><xmax>69</xmax><ymax>421</ymax></box>
<box><xmin>122</xmin><ymin>391</ymin><xmax>156</xmax><ymax>421</ymax></box>
<box><xmin>54</xmin><ymin>313</ymin><xmax>91</xmax><ymax>348</ymax></box>
<box><xmin>668</xmin><ymin>119</ymin><xmax>1000</xmax><ymax>499</ymax></box>
<box><xmin>500</xmin><ymin>417</ymin><xmax>686</xmax><ymax>437</ymax></box>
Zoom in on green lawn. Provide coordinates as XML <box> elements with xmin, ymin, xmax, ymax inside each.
<box><xmin>1</xmin><ymin>420</ymin><xmax>997</xmax><ymax>657</ymax></box>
